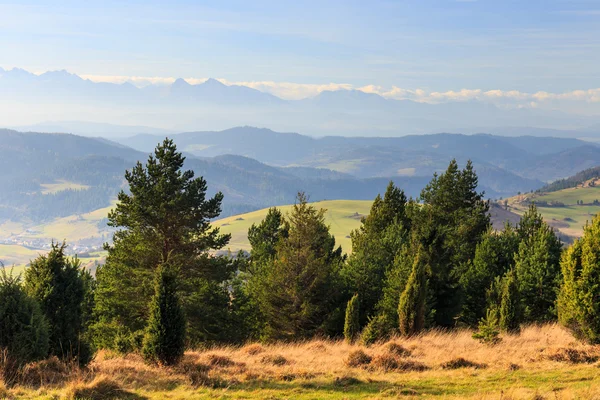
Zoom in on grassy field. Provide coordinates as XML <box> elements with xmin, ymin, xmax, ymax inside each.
<box><xmin>214</xmin><ymin>200</ymin><xmax>373</xmax><ymax>254</ymax></box>
<box><xmin>508</xmin><ymin>186</ymin><xmax>600</xmax><ymax>238</ymax></box>
<box><xmin>39</xmin><ymin>180</ymin><xmax>90</xmax><ymax>195</ymax></box>
<box><xmin>4</xmin><ymin>324</ymin><xmax>600</xmax><ymax>399</ymax></box>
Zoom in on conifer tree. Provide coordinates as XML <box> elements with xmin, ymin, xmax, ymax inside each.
<box><xmin>344</xmin><ymin>294</ymin><xmax>360</xmax><ymax>343</ymax></box>
<box><xmin>414</xmin><ymin>160</ymin><xmax>490</xmax><ymax>327</ymax></box>
<box><xmin>0</xmin><ymin>270</ymin><xmax>49</xmax><ymax>386</ymax></box>
<box><xmin>398</xmin><ymin>250</ymin><xmax>427</xmax><ymax>336</ymax></box>
<box><xmin>253</xmin><ymin>193</ymin><xmax>344</xmax><ymax>340</ymax></box>
<box><xmin>499</xmin><ymin>269</ymin><xmax>520</xmax><ymax>333</ymax></box>
<box><xmin>142</xmin><ymin>264</ymin><xmax>186</xmax><ymax>366</ymax></box>
<box><xmin>514</xmin><ymin>217</ymin><xmax>562</xmax><ymax>322</ymax></box>
<box><xmin>24</xmin><ymin>242</ymin><xmax>91</xmax><ymax>364</ymax></box>
<box><xmin>341</xmin><ymin>182</ymin><xmax>409</xmax><ymax>325</ymax></box>
<box><xmin>93</xmin><ymin>139</ymin><xmax>232</xmax><ymax>348</ymax></box>
<box><xmin>557</xmin><ymin>215</ymin><xmax>600</xmax><ymax>343</ymax></box>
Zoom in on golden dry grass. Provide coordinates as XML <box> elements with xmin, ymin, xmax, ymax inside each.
<box><xmin>3</xmin><ymin>324</ymin><xmax>600</xmax><ymax>399</ymax></box>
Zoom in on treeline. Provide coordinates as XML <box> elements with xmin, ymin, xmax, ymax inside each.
<box><xmin>3</xmin><ymin>139</ymin><xmax>600</xmax><ymax>378</ymax></box>
<box><xmin>539</xmin><ymin>165</ymin><xmax>600</xmax><ymax>193</ymax></box>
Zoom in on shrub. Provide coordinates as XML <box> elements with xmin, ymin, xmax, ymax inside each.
<box><xmin>208</xmin><ymin>354</ymin><xmax>235</xmax><ymax>367</ymax></box>
<box><xmin>260</xmin><ymin>354</ymin><xmax>288</xmax><ymax>366</ymax></box>
<box><xmin>385</xmin><ymin>342</ymin><xmax>411</xmax><ymax>357</ymax></box>
<box><xmin>24</xmin><ymin>242</ymin><xmax>92</xmax><ymax>366</ymax></box>
<box><xmin>242</xmin><ymin>344</ymin><xmax>265</xmax><ymax>355</ymax></box>
<box><xmin>441</xmin><ymin>357</ymin><xmax>487</xmax><ymax>369</ymax></box>
<box><xmin>65</xmin><ymin>376</ymin><xmax>139</xmax><ymax>400</ymax></box>
<box><xmin>0</xmin><ymin>271</ymin><xmax>49</xmax><ymax>386</ymax></box>
<box><xmin>344</xmin><ymin>294</ymin><xmax>360</xmax><ymax>343</ymax></box>
<box><xmin>361</xmin><ymin>314</ymin><xmax>391</xmax><ymax>346</ymax></box>
<box><xmin>398</xmin><ymin>251</ymin><xmax>427</xmax><ymax>336</ymax></box>
<box><xmin>370</xmin><ymin>354</ymin><xmax>428</xmax><ymax>372</ymax></box>
<box><xmin>345</xmin><ymin>350</ymin><xmax>372</xmax><ymax>367</ymax></box>
<box><xmin>142</xmin><ymin>264</ymin><xmax>186</xmax><ymax>366</ymax></box>
<box><xmin>472</xmin><ymin>309</ymin><xmax>501</xmax><ymax>345</ymax></box>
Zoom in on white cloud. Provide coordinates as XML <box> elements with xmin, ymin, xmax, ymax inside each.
<box><xmin>77</xmin><ymin>73</ymin><xmax>600</xmax><ymax>107</ymax></box>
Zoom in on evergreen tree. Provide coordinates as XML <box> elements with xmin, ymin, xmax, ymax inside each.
<box><xmin>341</xmin><ymin>182</ymin><xmax>409</xmax><ymax>325</ymax></box>
<box><xmin>513</xmin><ymin>207</ymin><xmax>562</xmax><ymax>322</ymax></box>
<box><xmin>557</xmin><ymin>215</ymin><xmax>600</xmax><ymax>343</ymax></box>
<box><xmin>414</xmin><ymin>159</ymin><xmax>490</xmax><ymax>327</ymax></box>
<box><xmin>24</xmin><ymin>242</ymin><xmax>91</xmax><ymax>364</ymax></box>
<box><xmin>344</xmin><ymin>294</ymin><xmax>360</xmax><ymax>343</ymax></box>
<box><xmin>459</xmin><ymin>226</ymin><xmax>520</xmax><ymax>326</ymax></box>
<box><xmin>499</xmin><ymin>269</ymin><xmax>520</xmax><ymax>333</ymax></box>
<box><xmin>253</xmin><ymin>193</ymin><xmax>344</xmax><ymax>340</ymax></box>
<box><xmin>247</xmin><ymin>207</ymin><xmax>289</xmax><ymax>269</ymax></box>
<box><xmin>398</xmin><ymin>250</ymin><xmax>427</xmax><ymax>336</ymax></box>
<box><xmin>142</xmin><ymin>264</ymin><xmax>186</xmax><ymax>366</ymax></box>
<box><xmin>0</xmin><ymin>270</ymin><xmax>49</xmax><ymax>386</ymax></box>
<box><xmin>93</xmin><ymin>139</ymin><xmax>233</xmax><ymax>349</ymax></box>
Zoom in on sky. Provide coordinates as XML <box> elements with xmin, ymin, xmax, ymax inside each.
<box><xmin>1</xmin><ymin>0</ymin><xmax>600</xmax><ymax>103</ymax></box>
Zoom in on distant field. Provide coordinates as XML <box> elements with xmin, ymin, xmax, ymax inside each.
<box><xmin>214</xmin><ymin>200</ymin><xmax>373</xmax><ymax>254</ymax></box>
<box><xmin>40</xmin><ymin>179</ymin><xmax>90</xmax><ymax>194</ymax></box>
<box><xmin>508</xmin><ymin>186</ymin><xmax>600</xmax><ymax>237</ymax></box>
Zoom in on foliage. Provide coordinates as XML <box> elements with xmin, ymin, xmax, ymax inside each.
<box><xmin>142</xmin><ymin>264</ymin><xmax>186</xmax><ymax>366</ymax></box>
<box><xmin>93</xmin><ymin>138</ymin><xmax>233</xmax><ymax>349</ymax></box>
<box><xmin>558</xmin><ymin>215</ymin><xmax>600</xmax><ymax>343</ymax></box>
<box><xmin>514</xmin><ymin>204</ymin><xmax>562</xmax><ymax>322</ymax></box>
<box><xmin>398</xmin><ymin>250</ymin><xmax>427</xmax><ymax>336</ymax></box>
<box><xmin>499</xmin><ymin>269</ymin><xmax>520</xmax><ymax>333</ymax></box>
<box><xmin>472</xmin><ymin>308</ymin><xmax>501</xmax><ymax>345</ymax></box>
<box><xmin>250</xmin><ymin>193</ymin><xmax>345</xmax><ymax>340</ymax></box>
<box><xmin>361</xmin><ymin>314</ymin><xmax>391</xmax><ymax>346</ymax></box>
<box><xmin>413</xmin><ymin>159</ymin><xmax>490</xmax><ymax>327</ymax></box>
<box><xmin>343</xmin><ymin>294</ymin><xmax>360</xmax><ymax>343</ymax></box>
<box><xmin>341</xmin><ymin>182</ymin><xmax>409</xmax><ymax>325</ymax></box>
<box><xmin>24</xmin><ymin>242</ymin><xmax>92</xmax><ymax>365</ymax></box>
<box><xmin>0</xmin><ymin>270</ymin><xmax>49</xmax><ymax>385</ymax></box>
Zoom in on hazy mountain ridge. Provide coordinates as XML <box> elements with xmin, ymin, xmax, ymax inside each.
<box><xmin>2</xmin><ymin>68</ymin><xmax>600</xmax><ymax>136</ymax></box>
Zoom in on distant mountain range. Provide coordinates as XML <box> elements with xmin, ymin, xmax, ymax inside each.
<box><xmin>2</xmin><ymin>67</ymin><xmax>600</xmax><ymax>137</ymax></box>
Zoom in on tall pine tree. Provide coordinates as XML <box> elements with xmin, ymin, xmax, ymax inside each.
<box><xmin>398</xmin><ymin>249</ymin><xmax>427</xmax><ymax>336</ymax></box>
<box><xmin>93</xmin><ymin>139</ymin><xmax>232</xmax><ymax>349</ymax></box>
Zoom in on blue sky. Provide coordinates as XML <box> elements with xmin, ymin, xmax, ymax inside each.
<box><xmin>1</xmin><ymin>0</ymin><xmax>600</xmax><ymax>98</ymax></box>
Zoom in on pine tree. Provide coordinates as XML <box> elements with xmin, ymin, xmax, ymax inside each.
<box><xmin>344</xmin><ymin>294</ymin><xmax>360</xmax><ymax>343</ymax></box>
<box><xmin>398</xmin><ymin>250</ymin><xmax>427</xmax><ymax>336</ymax></box>
<box><xmin>253</xmin><ymin>193</ymin><xmax>345</xmax><ymax>340</ymax></box>
<box><xmin>341</xmin><ymin>182</ymin><xmax>409</xmax><ymax>326</ymax></box>
<box><xmin>514</xmin><ymin>219</ymin><xmax>562</xmax><ymax>323</ymax></box>
<box><xmin>460</xmin><ymin>226</ymin><xmax>520</xmax><ymax>326</ymax></box>
<box><xmin>93</xmin><ymin>138</ymin><xmax>232</xmax><ymax>349</ymax></box>
<box><xmin>557</xmin><ymin>215</ymin><xmax>600</xmax><ymax>343</ymax></box>
<box><xmin>0</xmin><ymin>270</ymin><xmax>49</xmax><ymax>386</ymax></box>
<box><xmin>142</xmin><ymin>264</ymin><xmax>186</xmax><ymax>366</ymax></box>
<box><xmin>499</xmin><ymin>269</ymin><xmax>520</xmax><ymax>333</ymax></box>
<box><xmin>415</xmin><ymin>159</ymin><xmax>490</xmax><ymax>327</ymax></box>
<box><xmin>24</xmin><ymin>242</ymin><xmax>91</xmax><ymax>365</ymax></box>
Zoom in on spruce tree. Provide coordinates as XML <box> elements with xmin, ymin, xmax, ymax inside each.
<box><xmin>415</xmin><ymin>160</ymin><xmax>490</xmax><ymax>327</ymax></box>
<box><xmin>24</xmin><ymin>242</ymin><xmax>91</xmax><ymax>364</ymax></box>
<box><xmin>142</xmin><ymin>264</ymin><xmax>186</xmax><ymax>366</ymax></box>
<box><xmin>398</xmin><ymin>250</ymin><xmax>427</xmax><ymax>336</ymax></box>
<box><xmin>341</xmin><ymin>182</ymin><xmax>410</xmax><ymax>326</ymax></box>
<box><xmin>0</xmin><ymin>270</ymin><xmax>49</xmax><ymax>386</ymax></box>
<box><xmin>253</xmin><ymin>193</ymin><xmax>344</xmax><ymax>340</ymax></box>
<box><xmin>499</xmin><ymin>269</ymin><xmax>520</xmax><ymax>333</ymax></box>
<box><xmin>557</xmin><ymin>215</ymin><xmax>600</xmax><ymax>343</ymax></box>
<box><xmin>514</xmin><ymin>218</ymin><xmax>562</xmax><ymax>323</ymax></box>
<box><xmin>344</xmin><ymin>294</ymin><xmax>360</xmax><ymax>343</ymax></box>
<box><xmin>460</xmin><ymin>226</ymin><xmax>519</xmax><ymax>326</ymax></box>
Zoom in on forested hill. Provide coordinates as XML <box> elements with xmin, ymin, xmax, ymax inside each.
<box><xmin>539</xmin><ymin>165</ymin><xmax>600</xmax><ymax>193</ymax></box>
<box><xmin>120</xmin><ymin>126</ymin><xmax>599</xmax><ymax>184</ymax></box>
<box><xmin>0</xmin><ymin>129</ymin><xmax>553</xmax><ymax>226</ymax></box>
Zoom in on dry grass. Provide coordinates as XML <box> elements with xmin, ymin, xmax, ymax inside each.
<box><xmin>4</xmin><ymin>324</ymin><xmax>600</xmax><ymax>399</ymax></box>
